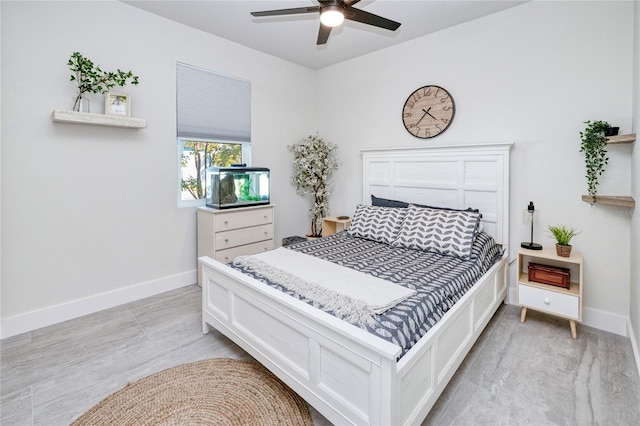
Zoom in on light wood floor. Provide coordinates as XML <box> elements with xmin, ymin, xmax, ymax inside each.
<box><xmin>2</xmin><ymin>284</ymin><xmax>639</xmax><ymax>425</ymax></box>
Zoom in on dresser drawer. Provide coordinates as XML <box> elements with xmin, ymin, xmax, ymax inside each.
<box><xmin>518</xmin><ymin>284</ymin><xmax>579</xmax><ymax>320</ymax></box>
<box><xmin>215</xmin><ymin>224</ymin><xmax>272</xmax><ymax>249</ymax></box>
<box><xmin>214</xmin><ymin>208</ymin><xmax>273</xmax><ymax>231</ymax></box>
<box><xmin>215</xmin><ymin>240</ymin><xmax>274</xmax><ymax>263</ymax></box>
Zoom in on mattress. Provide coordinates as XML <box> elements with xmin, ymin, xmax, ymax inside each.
<box><xmin>230</xmin><ymin>231</ymin><xmax>503</xmax><ymax>358</ymax></box>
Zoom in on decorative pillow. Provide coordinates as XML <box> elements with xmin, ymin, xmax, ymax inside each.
<box><xmin>371</xmin><ymin>194</ymin><xmax>480</xmax><ymax>214</ymax></box>
<box><xmin>347</xmin><ymin>204</ymin><xmax>407</xmax><ymax>244</ymax></box>
<box><xmin>371</xmin><ymin>194</ymin><xmax>409</xmax><ymax>208</ymax></box>
<box><xmin>392</xmin><ymin>204</ymin><xmax>481</xmax><ymax>260</ymax></box>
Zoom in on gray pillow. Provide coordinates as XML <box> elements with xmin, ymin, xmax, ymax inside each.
<box><xmin>392</xmin><ymin>204</ymin><xmax>481</xmax><ymax>260</ymax></box>
<box><xmin>347</xmin><ymin>204</ymin><xmax>407</xmax><ymax>245</ymax></box>
<box><xmin>371</xmin><ymin>194</ymin><xmax>480</xmax><ymax>214</ymax></box>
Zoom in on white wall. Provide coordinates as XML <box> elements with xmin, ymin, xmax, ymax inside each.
<box><xmin>0</xmin><ymin>0</ymin><xmax>316</xmax><ymax>336</ymax></box>
<box><xmin>630</xmin><ymin>0</ymin><xmax>640</xmax><ymax>367</ymax></box>
<box><xmin>317</xmin><ymin>0</ymin><xmax>635</xmax><ymax>332</ymax></box>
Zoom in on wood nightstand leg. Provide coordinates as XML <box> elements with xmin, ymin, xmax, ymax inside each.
<box><xmin>569</xmin><ymin>320</ymin><xmax>577</xmax><ymax>339</ymax></box>
<box><xmin>520</xmin><ymin>307</ymin><xmax>527</xmax><ymax>323</ymax></box>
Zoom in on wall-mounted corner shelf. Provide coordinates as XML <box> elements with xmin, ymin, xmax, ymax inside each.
<box><xmin>581</xmin><ymin>195</ymin><xmax>635</xmax><ymax>208</ymax></box>
<box><xmin>606</xmin><ymin>133</ymin><xmax>635</xmax><ymax>144</ymax></box>
<box><xmin>52</xmin><ymin>110</ymin><xmax>147</xmax><ymax>129</ymax></box>
<box><xmin>581</xmin><ymin>133</ymin><xmax>636</xmax><ymax>208</ymax></box>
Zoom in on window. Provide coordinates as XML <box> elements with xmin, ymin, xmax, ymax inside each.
<box><xmin>178</xmin><ymin>139</ymin><xmax>250</xmax><ymax>202</ymax></box>
<box><xmin>176</xmin><ymin>63</ymin><xmax>251</xmax><ymax>205</ymax></box>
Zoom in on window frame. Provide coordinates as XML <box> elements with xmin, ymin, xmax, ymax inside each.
<box><xmin>177</xmin><ymin>138</ymin><xmax>251</xmax><ymax>208</ymax></box>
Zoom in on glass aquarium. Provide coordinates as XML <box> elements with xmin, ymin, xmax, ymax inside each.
<box><xmin>205</xmin><ymin>166</ymin><xmax>270</xmax><ymax>209</ymax></box>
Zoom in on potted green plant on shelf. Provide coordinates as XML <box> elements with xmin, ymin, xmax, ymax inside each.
<box><xmin>288</xmin><ymin>134</ymin><xmax>339</xmax><ymax>238</ymax></box>
<box><xmin>68</xmin><ymin>51</ymin><xmax>139</xmax><ymax>113</ymax></box>
<box><xmin>579</xmin><ymin>120</ymin><xmax>611</xmax><ymax>204</ymax></box>
<box><xmin>548</xmin><ymin>224</ymin><xmax>581</xmax><ymax>257</ymax></box>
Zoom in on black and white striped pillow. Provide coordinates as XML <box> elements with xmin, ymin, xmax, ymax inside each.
<box><xmin>347</xmin><ymin>204</ymin><xmax>407</xmax><ymax>245</ymax></box>
<box><xmin>391</xmin><ymin>204</ymin><xmax>481</xmax><ymax>259</ymax></box>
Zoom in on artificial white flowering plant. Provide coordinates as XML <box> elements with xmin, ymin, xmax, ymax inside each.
<box><xmin>288</xmin><ymin>134</ymin><xmax>339</xmax><ymax>237</ymax></box>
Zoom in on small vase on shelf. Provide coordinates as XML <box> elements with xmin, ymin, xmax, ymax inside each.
<box><xmin>73</xmin><ymin>94</ymin><xmax>90</xmax><ymax>113</ymax></box>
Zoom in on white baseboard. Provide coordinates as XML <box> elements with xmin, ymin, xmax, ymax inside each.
<box><xmin>507</xmin><ymin>283</ymin><xmax>629</xmax><ymax>337</ymax></box>
<box><xmin>628</xmin><ymin>319</ymin><xmax>640</xmax><ymax>379</ymax></box>
<box><xmin>0</xmin><ymin>270</ymin><xmax>197</xmax><ymax>340</ymax></box>
<box><xmin>582</xmin><ymin>306</ymin><xmax>629</xmax><ymax>336</ymax></box>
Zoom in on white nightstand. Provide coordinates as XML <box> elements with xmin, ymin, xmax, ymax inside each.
<box><xmin>516</xmin><ymin>247</ymin><xmax>583</xmax><ymax>338</ymax></box>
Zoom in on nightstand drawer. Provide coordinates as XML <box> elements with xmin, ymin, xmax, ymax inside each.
<box><xmin>215</xmin><ymin>224</ymin><xmax>272</xmax><ymax>249</ymax></box>
<box><xmin>518</xmin><ymin>284</ymin><xmax>579</xmax><ymax>320</ymax></box>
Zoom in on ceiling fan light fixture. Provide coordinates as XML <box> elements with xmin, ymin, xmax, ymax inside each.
<box><xmin>320</xmin><ymin>6</ymin><xmax>344</xmax><ymax>27</ymax></box>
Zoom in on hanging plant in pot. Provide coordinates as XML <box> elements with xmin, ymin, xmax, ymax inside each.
<box><xmin>288</xmin><ymin>134</ymin><xmax>339</xmax><ymax>238</ymax></box>
<box><xmin>67</xmin><ymin>52</ymin><xmax>139</xmax><ymax>113</ymax></box>
<box><xmin>579</xmin><ymin>120</ymin><xmax>611</xmax><ymax>204</ymax></box>
<box><xmin>548</xmin><ymin>224</ymin><xmax>581</xmax><ymax>257</ymax></box>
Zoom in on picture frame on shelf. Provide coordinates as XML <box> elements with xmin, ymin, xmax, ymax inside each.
<box><xmin>105</xmin><ymin>92</ymin><xmax>130</xmax><ymax>117</ymax></box>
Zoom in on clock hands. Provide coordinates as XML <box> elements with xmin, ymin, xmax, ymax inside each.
<box><xmin>415</xmin><ymin>110</ymin><xmax>428</xmax><ymax>126</ymax></box>
<box><xmin>415</xmin><ymin>107</ymin><xmax>436</xmax><ymax>127</ymax></box>
<box><xmin>424</xmin><ymin>107</ymin><xmax>436</xmax><ymax>120</ymax></box>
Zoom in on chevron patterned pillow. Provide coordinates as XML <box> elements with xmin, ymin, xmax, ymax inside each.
<box><xmin>347</xmin><ymin>204</ymin><xmax>407</xmax><ymax>244</ymax></box>
<box><xmin>392</xmin><ymin>204</ymin><xmax>481</xmax><ymax>259</ymax></box>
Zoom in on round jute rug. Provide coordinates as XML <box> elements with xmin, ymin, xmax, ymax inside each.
<box><xmin>71</xmin><ymin>358</ymin><xmax>313</xmax><ymax>426</ymax></box>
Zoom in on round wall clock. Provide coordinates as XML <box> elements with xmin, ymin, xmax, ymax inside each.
<box><xmin>402</xmin><ymin>85</ymin><xmax>455</xmax><ymax>139</ymax></box>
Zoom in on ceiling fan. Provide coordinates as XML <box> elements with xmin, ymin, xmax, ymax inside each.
<box><xmin>250</xmin><ymin>0</ymin><xmax>401</xmax><ymax>45</ymax></box>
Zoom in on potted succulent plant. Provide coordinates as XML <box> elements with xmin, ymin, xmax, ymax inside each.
<box><xmin>548</xmin><ymin>224</ymin><xmax>581</xmax><ymax>257</ymax></box>
<box><xmin>579</xmin><ymin>120</ymin><xmax>611</xmax><ymax>204</ymax></box>
<box><xmin>68</xmin><ymin>51</ymin><xmax>139</xmax><ymax>113</ymax></box>
<box><xmin>288</xmin><ymin>134</ymin><xmax>339</xmax><ymax>238</ymax></box>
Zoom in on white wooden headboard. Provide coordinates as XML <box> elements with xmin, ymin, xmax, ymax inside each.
<box><xmin>361</xmin><ymin>143</ymin><xmax>512</xmax><ymax>246</ymax></box>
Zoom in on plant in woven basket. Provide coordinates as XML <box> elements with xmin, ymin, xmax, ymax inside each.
<box><xmin>548</xmin><ymin>224</ymin><xmax>581</xmax><ymax>257</ymax></box>
<box><xmin>579</xmin><ymin>120</ymin><xmax>610</xmax><ymax>204</ymax></box>
<box><xmin>68</xmin><ymin>51</ymin><xmax>139</xmax><ymax>112</ymax></box>
<box><xmin>288</xmin><ymin>134</ymin><xmax>339</xmax><ymax>238</ymax></box>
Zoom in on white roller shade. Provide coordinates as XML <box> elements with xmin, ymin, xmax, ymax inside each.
<box><xmin>177</xmin><ymin>63</ymin><xmax>251</xmax><ymax>143</ymax></box>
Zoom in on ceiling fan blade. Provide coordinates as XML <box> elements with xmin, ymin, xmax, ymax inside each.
<box><xmin>342</xmin><ymin>0</ymin><xmax>362</xmax><ymax>5</ymax></box>
<box><xmin>317</xmin><ymin>23</ymin><xmax>332</xmax><ymax>45</ymax></box>
<box><xmin>346</xmin><ymin>7</ymin><xmax>401</xmax><ymax>31</ymax></box>
<box><xmin>251</xmin><ymin>6</ymin><xmax>319</xmax><ymax>17</ymax></box>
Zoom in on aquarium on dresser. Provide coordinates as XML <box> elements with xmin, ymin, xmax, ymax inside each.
<box><xmin>205</xmin><ymin>166</ymin><xmax>270</xmax><ymax>209</ymax></box>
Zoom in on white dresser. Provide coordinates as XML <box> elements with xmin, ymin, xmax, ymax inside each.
<box><xmin>197</xmin><ymin>204</ymin><xmax>275</xmax><ymax>268</ymax></box>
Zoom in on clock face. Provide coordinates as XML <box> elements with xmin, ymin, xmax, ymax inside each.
<box><xmin>402</xmin><ymin>85</ymin><xmax>455</xmax><ymax>139</ymax></box>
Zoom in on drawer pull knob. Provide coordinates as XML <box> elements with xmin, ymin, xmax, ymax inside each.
<box><xmin>264</xmin><ymin>215</ymin><xmax>268</xmax><ymax>220</ymax></box>
<box><xmin>264</xmin><ymin>232</ymin><xmax>268</xmax><ymax>236</ymax></box>
<box><xmin>224</xmin><ymin>257</ymin><xmax>229</xmax><ymax>262</ymax></box>
<box><xmin>544</xmin><ymin>298</ymin><xmax>550</xmax><ymax>305</ymax></box>
<box><xmin>224</xmin><ymin>220</ymin><xmax>229</xmax><ymax>226</ymax></box>
<box><xmin>224</xmin><ymin>238</ymin><xmax>229</xmax><ymax>244</ymax></box>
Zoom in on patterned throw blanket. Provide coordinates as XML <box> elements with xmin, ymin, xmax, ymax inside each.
<box><xmin>233</xmin><ymin>248</ymin><xmax>417</xmax><ymax>327</ymax></box>
<box><xmin>230</xmin><ymin>231</ymin><xmax>503</xmax><ymax>359</ymax></box>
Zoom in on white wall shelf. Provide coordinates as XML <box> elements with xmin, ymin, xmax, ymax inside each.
<box><xmin>581</xmin><ymin>195</ymin><xmax>635</xmax><ymax>208</ymax></box>
<box><xmin>52</xmin><ymin>110</ymin><xmax>147</xmax><ymax>129</ymax></box>
<box><xmin>606</xmin><ymin>133</ymin><xmax>636</xmax><ymax>144</ymax></box>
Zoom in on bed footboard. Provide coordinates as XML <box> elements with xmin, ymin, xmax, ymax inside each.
<box><xmin>200</xmin><ymin>253</ymin><xmax>508</xmax><ymax>425</ymax></box>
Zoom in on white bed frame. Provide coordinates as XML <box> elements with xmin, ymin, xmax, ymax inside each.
<box><xmin>200</xmin><ymin>143</ymin><xmax>512</xmax><ymax>425</ymax></box>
